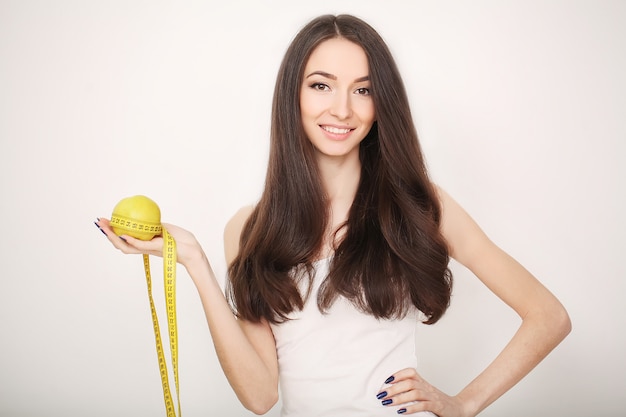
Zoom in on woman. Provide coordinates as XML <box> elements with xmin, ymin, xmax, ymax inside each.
<box><xmin>96</xmin><ymin>14</ymin><xmax>571</xmax><ymax>416</ymax></box>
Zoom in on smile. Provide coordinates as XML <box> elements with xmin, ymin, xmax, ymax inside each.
<box><xmin>321</xmin><ymin>125</ymin><xmax>353</xmax><ymax>134</ymax></box>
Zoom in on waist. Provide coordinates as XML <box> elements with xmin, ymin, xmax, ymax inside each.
<box><xmin>272</xmin><ymin>301</ymin><xmax>420</xmax><ymax>416</ymax></box>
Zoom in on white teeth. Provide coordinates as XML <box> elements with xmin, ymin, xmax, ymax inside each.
<box><xmin>322</xmin><ymin>126</ymin><xmax>351</xmax><ymax>134</ymax></box>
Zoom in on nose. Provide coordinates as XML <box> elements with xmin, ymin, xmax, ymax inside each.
<box><xmin>329</xmin><ymin>91</ymin><xmax>352</xmax><ymax>120</ymax></box>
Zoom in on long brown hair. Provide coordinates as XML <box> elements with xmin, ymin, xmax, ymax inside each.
<box><xmin>227</xmin><ymin>14</ymin><xmax>452</xmax><ymax>324</ymax></box>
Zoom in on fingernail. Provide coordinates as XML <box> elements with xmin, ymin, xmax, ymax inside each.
<box><xmin>397</xmin><ymin>409</ymin><xmax>407</xmax><ymax>414</ymax></box>
<box><xmin>376</xmin><ymin>391</ymin><xmax>387</xmax><ymax>400</ymax></box>
<box><xmin>382</xmin><ymin>399</ymin><xmax>393</xmax><ymax>406</ymax></box>
<box><xmin>384</xmin><ymin>376</ymin><xmax>395</xmax><ymax>384</ymax></box>
<box><xmin>119</xmin><ymin>236</ymin><xmax>127</xmax><ymax>242</ymax></box>
<box><xmin>94</xmin><ymin>221</ymin><xmax>106</xmax><ymax>236</ymax></box>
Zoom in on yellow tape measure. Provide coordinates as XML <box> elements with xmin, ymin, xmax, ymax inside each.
<box><xmin>143</xmin><ymin>231</ymin><xmax>181</xmax><ymax>417</ymax></box>
<box><xmin>110</xmin><ymin>195</ymin><xmax>181</xmax><ymax>417</ymax></box>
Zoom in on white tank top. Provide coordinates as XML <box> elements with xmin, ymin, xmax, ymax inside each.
<box><xmin>270</xmin><ymin>258</ymin><xmax>436</xmax><ymax>417</ymax></box>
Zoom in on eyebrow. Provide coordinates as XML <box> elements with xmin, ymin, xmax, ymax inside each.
<box><xmin>305</xmin><ymin>71</ymin><xmax>370</xmax><ymax>83</ymax></box>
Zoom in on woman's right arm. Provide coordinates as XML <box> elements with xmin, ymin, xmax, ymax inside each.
<box><xmin>96</xmin><ymin>207</ymin><xmax>278</xmax><ymax>414</ymax></box>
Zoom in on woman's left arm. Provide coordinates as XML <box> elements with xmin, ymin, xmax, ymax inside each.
<box><xmin>380</xmin><ymin>187</ymin><xmax>571</xmax><ymax>416</ymax></box>
<box><xmin>438</xmin><ymin>186</ymin><xmax>571</xmax><ymax>416</ymax></box>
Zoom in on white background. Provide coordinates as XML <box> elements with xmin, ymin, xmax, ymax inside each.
<box><xmin>1</xmin><ymin>1</ymin><xmax>624</xmax><ymax>416</ymax></box>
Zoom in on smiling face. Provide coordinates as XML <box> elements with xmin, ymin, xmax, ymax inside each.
<box><xmin>300</xmin><ymin>37</ymin><xmax>376</xmax><ymax>162</ymax></box>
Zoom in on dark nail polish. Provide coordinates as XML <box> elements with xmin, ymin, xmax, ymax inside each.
<box><xmin>382</xmin><ymin>399</ymin><xmax>393</xmax><ymax>406</ymax></box>
<box><xmin>376</xmin><ymin>391</ymin><xmax>387</xmax><ymax>400</ymax></box>
<box><xmin>384</xmin><ymin>376</ymin><xmax>395</xmax><ymax>384</ymax></box>
<box><xmin>94</xmin><ymin>221</ymin><xmax>106</xmax><ymax>236</ymax></box>
<box><xmin>397</xmin><ymin>408</ymin><xmax>407</xmax><ymax>414</ymax></box>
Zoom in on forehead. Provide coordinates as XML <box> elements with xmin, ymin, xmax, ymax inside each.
<box><xmin>304</xmin><ymin>38</ymin><xmax>369</xmax><ymax>78</ymax></box>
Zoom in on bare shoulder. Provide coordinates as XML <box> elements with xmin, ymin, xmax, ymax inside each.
<box><xmin>224</xmin><ymin>205</ymin><xmax>255</xmax><ymax>266</ymax></box>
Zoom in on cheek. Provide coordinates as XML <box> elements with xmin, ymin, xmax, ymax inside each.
<box><xmin>357</xmin><ymin>102</ymin><xmax>376</xmax><ymax>124</ymax></box>
<box><xmin>300</xmin><ymin>91</ymin><xmax>323</xmax><ymax>118</ymax></box>
<box><xmin>368</xmin><ymin>106</ymin><xmax>376</xmax><ymax>123</ymax></box>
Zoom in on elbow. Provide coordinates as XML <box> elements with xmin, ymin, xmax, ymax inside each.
<box><xmin>540</xmin><ymin>301</ymin><xmax>572</xmax><ymax>344</ymax></box>
<box><xmin>555</xmin><ymin>304</ymin><xmax>572</xmax><ymax>341</ymax></box>
<box><xmin>526</xmin><ymin>299</ymin><xmax>572</xmax><ymax>346</ymax></box>
<box><xmin>242</xmin><ymin>389</ymin><xmax>279</xmax><ymax>415</ymax></box>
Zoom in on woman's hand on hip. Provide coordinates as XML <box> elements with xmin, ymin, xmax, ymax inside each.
<box><xmin>377</xmin><ymin>368</ymin><xmax>472</xmax><ymax>417</ymax></box>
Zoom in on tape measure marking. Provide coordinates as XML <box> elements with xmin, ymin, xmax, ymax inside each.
<box><xmin>143</xmin><ymin>229</ymin><xmax>181</xmax><ymax>417</ymax></box>
<box><xmin>111</xmin><ymin>214</ymin><xmax>162</xmax><ymax>236</ymax></box>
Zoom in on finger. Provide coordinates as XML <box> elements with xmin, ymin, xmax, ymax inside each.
<box><xmin>383</xmin><ymin>385</ymin><xmax>442</xmax><ymax>416</ymax></box>
<box><xmin>95</xmin><ymin>218</ymin><xmax>119</xmax><ymax>241</ymax></box>
<box><xmin>379</xmin><ymin>380</ymin><xmax>425</xmax><ymax>406</ymax></box>
<box><xmin>383</xmin><ymin>387</ymin><xmax>427</xmax><ymax>408</ymax></box>
<box><xmin>94</xmin><ymin>219</ymin><xmax>108</xmax><ymax>236</ymax></box>
<box><xmin>96</xmin><ymin>217</ymin><xmax>111</xmax><ymax>228</ymax></box>
<box><xmin>386</xmin><ymin>368</ymin><xmax>422</xmax><ymax>384</ymax></box>
<box><xmin>94</xmin><ymin>218</ymin><xmax>162</xmax><ymax>255</ymax></box>
<box><xmin>94</xmin><ymin>219</ymin><xmax>126</xmax><ymax>246</ymax></box>
<box><xmin>94</xmin><ymin>218</ymin><xmax>126</xmax><ymax>246</ymax></box>
<box><xmin>396</xmin><ymin>401</ymin><xmax>438</xmax><ymax>416</ymax></box>
<box><xmin>377</xmin><ymin>368</ymin><xmax>421</xmax><ymax>397</ymax></box>
<box><xmin>377</xmin><ymin>370</ymin><xmax>434</xmax><ymax>406</ymax></box>
<box><xmin>121</xmin><ymin>234</ymin><xmax>164</xmax><ymax>255</ymax></box>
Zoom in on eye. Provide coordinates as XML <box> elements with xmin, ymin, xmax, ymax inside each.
<box><xmin>310</xmin><ymin>82</ymin><xmax>330</xmax><ymax>91</ymax></box>
<box><xmin>355</xmin><ymin>87</ymin><xmax>371</xmax><ymax>96</ymax></box>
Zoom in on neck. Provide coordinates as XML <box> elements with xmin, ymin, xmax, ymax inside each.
<box><xmin>316</xmin><ymin>151</ymin><xmax>361</xmax><ymax>243</ymax></box>
<box><xmin>317</xmin><ymin>152</ymin><xmax>361</xmax><ymax>204</ymax></box>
